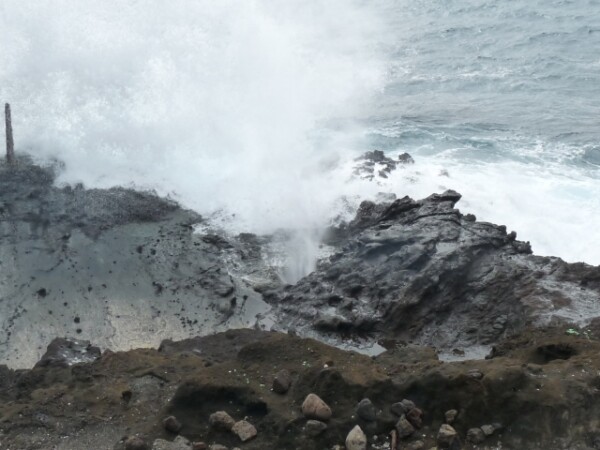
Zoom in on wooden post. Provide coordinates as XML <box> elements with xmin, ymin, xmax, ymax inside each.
<box><xmin>5</xmin><ymin>103</ymin><xmax>15</xmax><ymax>164</ymax></box>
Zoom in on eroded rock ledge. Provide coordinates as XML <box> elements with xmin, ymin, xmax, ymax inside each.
<box><xmin>272</xmin><ymin>189</ymin><xmax>600</xmax><ymax>353</ymax></box>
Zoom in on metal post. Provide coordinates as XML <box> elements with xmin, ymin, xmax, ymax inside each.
<box><xmin>5</xmin><ymin>103</ymin><xmax>15</xmax><ymax>164</ymax></box>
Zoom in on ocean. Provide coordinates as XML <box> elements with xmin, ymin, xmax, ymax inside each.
<box><xmin>1</xmin><ymin>0</ymin><xmax>598</xmax><ymax>266</ymax></box>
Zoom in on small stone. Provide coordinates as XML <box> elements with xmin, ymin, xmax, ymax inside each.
<box><xmin>467</xmin><ymin>427</ymin><xmax>486</xmax><ymax>444</ymax></box>
<box><xmin>407</xmin><ymin>441</ymin><xmax>425</xmax><ymax>450</ymax></box>
<box><xmin>391</xmin><ymin>399</ymin><xmax>416</xmax><ymax>416</ymax></box>
<box><xmin>467</xmin><ymin>369</ymin><xmax>484</xmax><ymax>380</ymax></box>
<box><xmin>192</xmin><ymin>443</ymin><xmax>208</xmax><ymax>450</ymax></box>
<box><xmin>305</xmin><ymin>420</ymin><xmax>328</xmax><ymax>437</ymax></box>
<box><xmin>406</xmin><ymin>407</ymin><xmax>423</xmax><ymax>428</ymax></box>
<box><xmin>209</xmin><ymin>411</ymin><xmax>236</xmax><ymax>431</ymax></box>
<box><xmin>302</xmin><ymin>393</ymin><xmax>332</xmax><ymax>421</ymax></box>
<box><xmin>437</xmin><ymin>424</ymin><xmax>461</xmax><ymax>450</ymax></box>
<box><xmin>396</xmin><ymin>414</ymin><xmax>416</xmax><ymax>438</ymax></box>
<box><xmin>231</xmin><ymin>420</ymin><xmax>257</xmax><ymax>442</ymax></box>
<box><xmin>273</xmin><ymin>369</ymin><xmax>292</xmax><ymax>394</ymax></box>
<box><xmin>208</xmin><ymin>445</ymin><xmax>228</xmax><ymax>450</ymax></box>
<box><xmin>345</xmin><ymin>425</ymin><xmax>367</xmax><ymax>450</ymax></box>
<box><xmin>125</xmin><ymin>436</ymin><xmax>148</xmax><ymax>450</ymax></box>
<box><xmin>162</xmin><ymin>416</ymin><xmax>182</xmax><ymax>434</ymax></box>
<box><xmin>356</xmin><ymin>398</ymin><xmax>377</xmax><ymax>421</ymax></box>
<box><xmin>444</xmin><ymin>409</ymin><xmax>458</xmax><ymax>424</ymax></box>
<box><xmin>481</xmin><ymin>424</ymin><xmax>495</xmax><ymax>436</ymax></box>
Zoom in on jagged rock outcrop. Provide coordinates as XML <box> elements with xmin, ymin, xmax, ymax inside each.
<box><xmin>272</xmin><ymin>190</ymin><xmax>600</xmax><ymax>352</ymax></box>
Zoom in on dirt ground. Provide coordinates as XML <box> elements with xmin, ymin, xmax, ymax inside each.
<box><xmin>1</xmin><ymin>326</ymin><xmax>600</xmax><ymax>450</ymax></box>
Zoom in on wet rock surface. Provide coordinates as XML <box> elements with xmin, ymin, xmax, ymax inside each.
<box><xmin>273</xmin><ymin>188</ymin><xmax>600</xmax><ymax>353</ymax></box>
<box><xmin>0</xmin><ymin>160</ymin><xmax>273</xmax><ymax>368</ymax></box>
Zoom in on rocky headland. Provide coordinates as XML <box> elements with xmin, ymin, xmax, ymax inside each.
<box><xmin>1</xmin><ymin>154</ymin><xmax>600</xmax><ymax>449</ymax></box>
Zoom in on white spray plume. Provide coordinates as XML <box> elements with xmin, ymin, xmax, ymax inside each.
<box><xmin>0</xmin><ymin>0</ymin><xmax>391</xmax><ymax>233</ymax></box>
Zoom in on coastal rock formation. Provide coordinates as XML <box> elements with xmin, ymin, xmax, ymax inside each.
<box><xmin>1</xmin><ymin>157</ymin><xmax>600</xmax><ymax>449</ymax></box>
<box><xmin>0</xmin><ymin>161</ymin><xmax>272</xmax><ymax>368</ymax></box>
<box><xmin>273</xmin><ymin>189</ymin><xmax>600</xmax><ymax>353</ymax></box>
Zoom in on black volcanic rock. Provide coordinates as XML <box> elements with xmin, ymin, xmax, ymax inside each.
<box><xmin>35</xmin><ymin>337</ymin><xmax>101</xmax><ymax>368</ymax></box>
<box><xmin>273</xmin><ymin>190</ymin><xmax>600</xmax><ymax>351</ymax></box>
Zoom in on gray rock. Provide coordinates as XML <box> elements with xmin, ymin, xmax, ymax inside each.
<box><xmin>208</xmin><ymin>445</ymin><xmax>228</xmax><ymax>450</ymax></box>
<box><xmin>209</xmin><ymin>411</ymin><xmax>236</xmax><ymax>431</ymax></box>
<box><xmin>467</xmin><ymin>427</ymin><xmax>486</xmax><ymax>444</ymax></box>
<box><xmin>481</xmin><ymin>424</ymin><xmax>495</xmax><ymax>436</ymax></box>
<box><xmin>35</xmin><ymin>337</ymin><xmax>101</xmax><ymax>368</ymax></box>
<box><xmin>0</xmin><ymin>162</ymin><xmax>271</xmax><ymax>369</ymax></box>
<box><xmin>305</xmin><ymin>420</ymin><xmax>328</xmax><ymax>437</ymax></box>
<box><xmin>391</xmin><ymin>399</ymin><xmax>416</xmax><ymax>416</ymax></box>
<box><xmin>467</xmin><ymin>369</ymin><xmax>484</xmax><ymax>380</ymax></box>
<box><xmin>272</xmin><ymin>369</ymin><xmax>292</xmax><ymax>394</ymax></box>
<box><xmin>231</xmin><ymin>420</ymin><xmax>257</xmax><ymax>442</ymax></box>
<box><xmin>162</xmin><ymin>416</ymin><xmax>182</xmax><ymax>434</ymax></box>
<box><xmin>125</xmin><ymin>436</ymin><xmax>149</xmax><ymax>450</ymax></box>
<box><xmin>437</xmin><ymin>424</ymin><xmax>461</xmax><ymax>450</ymax></box>
<box><xmin>356</xmin><ymin>398</ymin><xmax>377</xmax><ymax>421</ymax></box>
<box><xmin>302</xmin><ymin>393</ymin><xmax>332</xmax><ymax>421</ymax></box>
<box><xmin>445</xmin><ymin>409</ymin><xmax>458</xmax><ymax>424</ymax></box>
<box><xmin>396</xmin><ymin>414</ymin><xmax>416</xmax><ymax>438</ymax></box>
<box><xmin>345</xmin><ymin>425</ymin><xmax>367</xmax><ymax>450</ymax></box>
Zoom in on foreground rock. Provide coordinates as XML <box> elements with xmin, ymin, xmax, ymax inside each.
<box><xmin>1</xmin><ymin>328</ymin><xmax>600</xmax><ymax>449</ymax></box>
<box><xmin>345</xmin><ymin>425</ymin><xmax>367</xmax><ymax>450</ymax></box>
<box><xmin>302</xmin><ymin>393</ymin><xmax>332</xmax><ymax>421</ymax></box>
<box><xmin>231</xmin><ymin>420</ymin><xmax>257</xmax><ymax>442</ymax></box>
